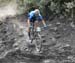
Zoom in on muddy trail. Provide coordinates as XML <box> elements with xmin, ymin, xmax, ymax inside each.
<box><xmin>0</xmin><ymin>15</ymin><xmax>75</xmax><ymax>63</ymax></box>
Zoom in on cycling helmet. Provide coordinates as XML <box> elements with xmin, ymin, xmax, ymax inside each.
<box><xmin>34</xmin><ymin>9</ymin><xmax>40</xmax><ymax>15</ymax></box>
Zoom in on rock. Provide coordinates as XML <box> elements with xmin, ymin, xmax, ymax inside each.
<box><xmin>55</xmin><ymin>34</ymin><xmax>61</xmax><ymax>39</ymax></box>
<box><xmin>43</xmin><ymin>59</ymin><xmax>56</xmax><ymax>63</ymax></box>
<box><xmin>56</xmin><ymin>22</ymin><xmax>61</xmax><ymax>26</ymax></box>
<box><xmin>70</xmin><ymin>22</ymin><xmax>75</xmax><ymax>28</ymax></box>
<box><xmin>42</xmin><ymin>39</ymin><xmax>46</xmax><ymax>43</ymax></box>
<box><xmin>41</xmin><ymin>35</ymin><xmax>46</xmax><ymax>38</ymax></box>
<box><xmin>51</xmin><ymin>37</ymin><xmax>56</xmax><ymax>42</ymax></box>
<box><xmin>50</xmin><ymin>27</ymin><xmax>58</xmax><ymax>31</ymax></box>
<box><xmin>18</xmin><ymin>34</ymin><xmax>24</xmax><ymax>37</ymax></box>
<box><xmin>0</xmin><ymin>21</ymin><xmax>24</xmax><ymax>59</ymax></box>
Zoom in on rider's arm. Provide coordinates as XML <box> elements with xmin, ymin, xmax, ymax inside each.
<box><xmin>27</xmin><ymin>13</ymin><xmax>31</xmax><ymax>28</ymax></box>
<box><xmin>39</xmin><ymin>14</ymin><xmax>46</xmax><ymax>27</ymax></box>
<box><xmin>42</xmin><ymin>19</ymin><xmax>46</xmax><ymax>27</ymax></box>
<box><xmin>27</xmin><ymin>18</ymin><xmax>30</xmax><ymax>28</ymax></box>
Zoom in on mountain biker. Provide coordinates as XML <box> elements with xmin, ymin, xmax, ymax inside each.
<box><xmin>27</xmin><ymin>9</ymin><xmax>47</xmax><ymax>52</ymax></box>
<box><xmin>27</xmin><ymin>9</ymin><xmax>47</xmax><ymax>39</ymax></box>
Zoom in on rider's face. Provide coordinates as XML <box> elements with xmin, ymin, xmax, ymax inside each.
<box><xmin>35</xmin><ymin>12</ymin><xmax>39</xmax><ymax>16</ymax></box>
<box><xmin>35</xmin><ymin>11</ymin><xmax>39</xmax><ymax>16</ymax></box>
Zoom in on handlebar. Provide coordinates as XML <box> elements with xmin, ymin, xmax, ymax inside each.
<box><xmin>30</xmin><ymin>24</ymin><xmax>51</xmax><ymax>32</ymax></box>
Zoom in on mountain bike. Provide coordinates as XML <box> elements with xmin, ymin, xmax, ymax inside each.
<box><xmin>28</xmin><ymin>22</ymin><xmax>43</xmax><ymax>53</ymax></box>
<box><xmin>27</xmin><ymin>22</ymin><xmax>51</xmax><ymax>54</ymax></box>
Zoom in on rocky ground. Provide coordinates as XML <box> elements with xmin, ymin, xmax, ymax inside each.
<box><xmin>0</xmin><ymin>15</ymin><xmax>75</xmax><ymax>63</ymax></box>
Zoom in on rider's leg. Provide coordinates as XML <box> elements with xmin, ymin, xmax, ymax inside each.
<box><xmin>34</xmin><ymin>17</ymin><xmax>42</xmax><ymax>30</ymax></box>
<box><xmin>27</xmin><ymin>19</ymin><xmax>31</xmax><ymax>39</ymax></box>
<box><xmin>34</xmin><ymin>21</ymin><xmax>41</xmax><ymax>52</ymax></box>
<box><xmin>34</xmin><ymin>20</ymin><xmax>43</xmax><ymax>52</ymax></box>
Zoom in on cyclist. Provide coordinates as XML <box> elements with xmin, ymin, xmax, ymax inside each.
<box><xmin>27</xmin><ymin>9</ymin><xmax>47</xmax><ymax>52</ymax></box>
<box><xmin>27</xmin><ymin>9</ymin><xmax>47</xmax><ymax>39</ymax></box>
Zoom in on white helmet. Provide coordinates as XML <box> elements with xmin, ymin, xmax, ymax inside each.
<box><xmin>34</xmin><ymin>9</ymin><xmax>40</xmax><ymax>15</ymax></box>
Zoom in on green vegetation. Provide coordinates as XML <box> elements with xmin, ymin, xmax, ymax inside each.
<box><xmin>0</xmin><ymin>0</ymin><xmax>12</xmax><ymax>6</ymax></box>
<box><xmin>17</xmin><ymin>0</ymin><xmax>75</xmax><ymax>18</ymax></box>
<box><xmin>0</xmin><ymin>0</ymin><xmax>75</xmax><ymax>18</ymax></box>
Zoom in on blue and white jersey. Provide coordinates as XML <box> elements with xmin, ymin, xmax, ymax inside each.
<box><xmin>28</xmin><ymin>11</ymin><xmax>43</xmax><ymax>22</ymax></box>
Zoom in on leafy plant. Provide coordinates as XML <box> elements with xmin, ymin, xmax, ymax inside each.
<box><xmin>16</xmin><ymin>0</ymin><xmax>75</xmax><ymax>18</ymax></box>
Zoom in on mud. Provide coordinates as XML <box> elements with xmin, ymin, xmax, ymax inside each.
<box><xmin>0</xmin><ymin>15</ymin><xmax>75</xmax><ymax>63</ymax></box>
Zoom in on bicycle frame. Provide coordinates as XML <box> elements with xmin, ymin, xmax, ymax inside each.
<box><xmin>30</xmin><ymin>22</ymin><xmax>42</xmax><ymax>42</ymax></box>
<box><xmin>29</xmin><ymin>22</ymin><xmax>51</xmax><ymax>53</ymax></box>
<box><xmin>29</xmin><ymin>21</ymin><xmax>43</xmax><ymax>52</ymax></box>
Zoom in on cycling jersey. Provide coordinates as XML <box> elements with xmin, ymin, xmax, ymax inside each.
<box><xmin>28</xmin><ymin>11</ymin><xmax>43</xmax><ymax>22</ymax></box>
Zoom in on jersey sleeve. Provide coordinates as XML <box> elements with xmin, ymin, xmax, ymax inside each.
<box><xmin>28</xmin><ymin>11</ymin><xmax>34</xmax><ymax>19</ymax></box>
<box><xmin>28</xmin><ymin>13</ymin><xmax>32</xmax><ymax>19</ymax></box>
